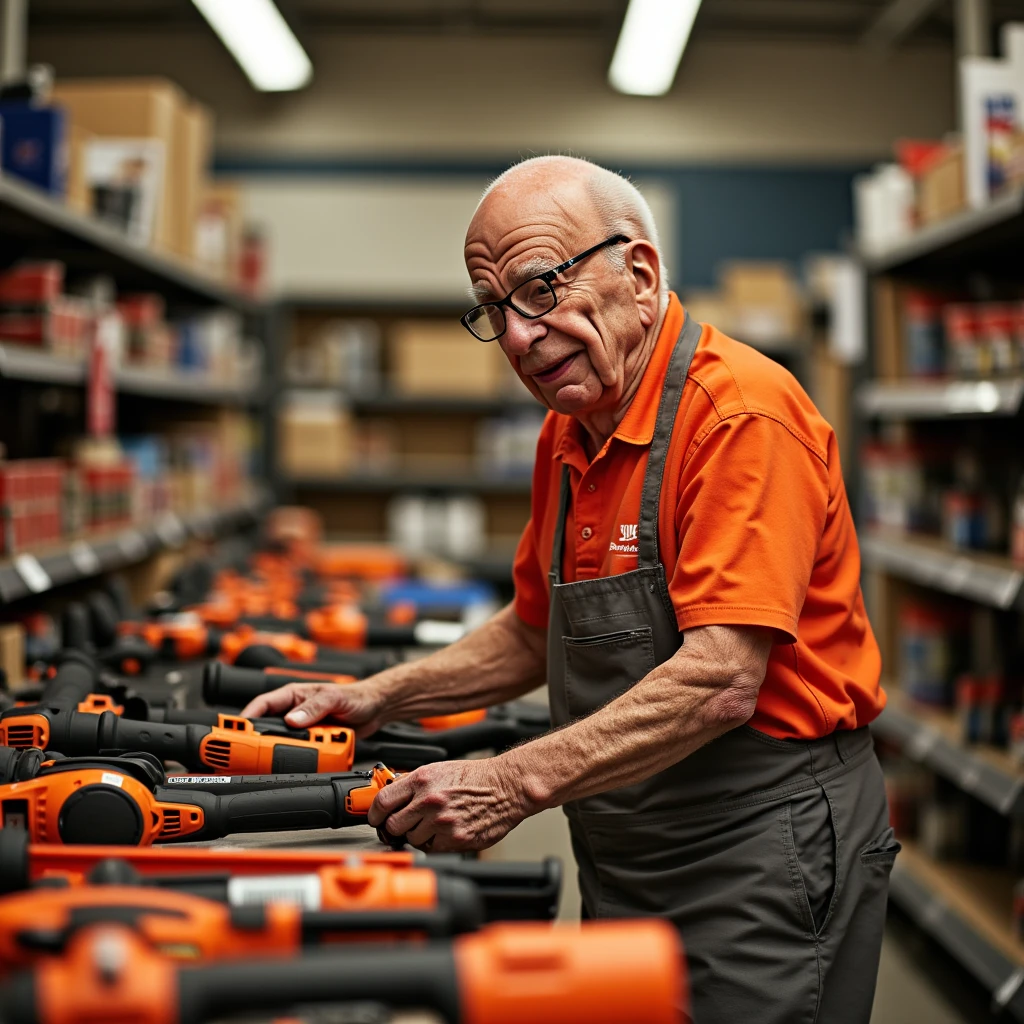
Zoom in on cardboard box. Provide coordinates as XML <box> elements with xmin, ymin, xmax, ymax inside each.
<box><xmin>173</xmin><ymin>101</ymin><xmax>214</xmax><ymax>261</ymax></box>
<box><xmin>390</xmin><ymin>321</ymin><xmax>506</xmax><ymax>397</ymax></box>
<box><xmin>720</xmin><ymin>262</ymin><xmax>805</xmax><ymax>344</ymax></box>
<box><xmin>872</xmin><ymin>278</ymin><xmax>906</xmax><ymax>382</ymax></box>
<box><xmin>278</xmin><ymin>396</ymin><xmax>353</xmax><ymax>478</ymax></box>
<box><xmin>65</xmin><ymin>121</ymin><xmax>94</xmax><ymax>215</ymax></box>
<box><xmin>0</xmin><ymin>103</ymin><xmax>67</xmax><ymax>195</ymax></box>
<box><xmin>52</xmin><ymin>78</ymin><xmax>183</xmax><ymax>251</ymax></box>
<box><xmin>918</xmin><ymin>144</ymin><xmax>965</xmax><ymax>225</ymax></box>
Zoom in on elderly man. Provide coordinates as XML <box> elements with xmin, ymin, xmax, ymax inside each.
<box><xmin>245</xmin><ymin>156</ymin><xmax>895</xmax><ymax>1023</ymax></box>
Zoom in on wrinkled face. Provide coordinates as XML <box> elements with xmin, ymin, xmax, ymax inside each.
<box><xmin>464</xmin><ymin>182</ymin><xmax>649</xmax><ymax>417</ymax></box>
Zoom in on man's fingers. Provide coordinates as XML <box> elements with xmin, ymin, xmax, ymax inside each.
<box><xmin>367</xmin><ymin>774</ymin><xmax>414</xmax><ymax>828</ymax></box>
<box><xmin>284</xmin><ymin>691</ymin><xmax>337</xmax><ymax>727</ymax></box>
<box><xmin>403</xmin><ymin>819</ymin><xmax>435</xmax><ymax>848</ymax></box>
<box><xmin>240</xmin><ymin>683</ymin><xmax>304</xmax><ymax>720</ymax></box>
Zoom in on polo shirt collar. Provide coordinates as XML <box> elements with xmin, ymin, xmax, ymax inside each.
<box><xmin>552</xmin><ymin>292</ymin><xmax>687</xmax><ymax>466</ymax></box>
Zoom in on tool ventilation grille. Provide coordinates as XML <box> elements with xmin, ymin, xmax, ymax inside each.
<box><xmin>159</xmin><ymin>809</ymin><xmax>182</xmax><ymax>837</ymax></box>
<box><xmin>204</xmin><ymin>740</ymin><xmax>232</xmax><ymax>770</ymax></box>
<box><xmin>4</xmin><ymin>724</ymin><xmax>41</xmax><ymax>749</ymax></box>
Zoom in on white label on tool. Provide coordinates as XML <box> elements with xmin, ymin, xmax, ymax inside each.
<box><xmin>227</xmin><ymin>874</ymin><xmax>322</xmax><ymax>909</ymax></box>
<box><xmin>100</xmin><ymin>773</ymin><xmax>125</xmax><ymax>788</ymax></box>
<box><xmin>14</xmin><ymin>554</ymin><xmax>51</xmax><ymax>594</ymax></box>
<box><xmin>68</xmin><ymin>541</ymin><xmax>101</xmax><ymax>576</ymax></box>
<box><xmin>165</xmin><ymin>775</ymin><xmax>234</xmax><ymax>784</ymax></box>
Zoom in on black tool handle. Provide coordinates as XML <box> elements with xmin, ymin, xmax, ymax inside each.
<box><xmin>86</xmin><ymin>591</ymin><xmax>121</xmax><ymax>649</ymax></box>
<box><xmin>40</xmin><ymin>652</ymin><xmax>99</xmax><ymax>709</ymax></box>
<box><xmin>425</xmin><ymin>855</ymin><xmax>562</xmax><ymax>922</ymax></box>
<box><xmin>60</xmin><ymin>603</ymin><xmax>92</xmax><ymax>652</ymax></box>
<box><xmin>230</xmin><ymin>645</ymin><xmax>396</xmax><ymax>676</ymax></box>
<box><xmin>155</xmin><ymin>774</ymin><xmax>376</xmax><ymax>843</ymax></box>
<box><xmin>35</xmin><ymin>709</ymin><xmax>208</xmax><ymax>773</ymax></box>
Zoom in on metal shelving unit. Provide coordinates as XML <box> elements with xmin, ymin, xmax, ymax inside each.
<box><xmin>0</xmin><ymin>343</ymin><xmax>263</xmax><ymax>405</ymax></box>
<box><xmin>0</xmin><ymin>175</ymin><xmax>259</xmax><ymax>314</ymax></box>
<box><xmin>858</xmin><ymin>378</ymin><xmax>1024</xmax><ymax>419</ymax></box>
<box><xmin>871</xmin><ymin>689</ymin><xmax>1024</xmax><ymax>817</ymax></box>
<box><xmin>860</xmin><ymin>530</ymin><xmax>1024</xmax><ymax>610</ymax></box>
<box><xmin>0</xmin><ymin>489</ymin><xmax>269</xmax><ymax>605</ymax></box>
<box><xmin>860</xmin><ymin>189</ymin><xmax>1024</xmax><ymax>276</ymax></box>
<box><xmin>888</xmin><ymin>841</ymin><xmax>1024</xmax><ymax>1021</ymax></box>
<box><xmin>857</xmin><ymin>172</ymin><xmax>1024</xmax><ymax>1006</ymax></box>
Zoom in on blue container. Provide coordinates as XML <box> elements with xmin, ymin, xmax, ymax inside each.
<box><xmin>0</xmin><ymin>103</ymin><xmax>67</xmax><ymax>196</ymax></box>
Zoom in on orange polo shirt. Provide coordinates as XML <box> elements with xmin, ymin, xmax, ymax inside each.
<box><xmin>513</xmin><ymin>292</ymin><xmax>884</xmax><ymax>740</ymax></box>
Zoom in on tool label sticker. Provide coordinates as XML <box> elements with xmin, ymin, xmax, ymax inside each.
<box><xmin>165</xmin><ymin>775</ymin><xmax>233</xmax><ymax>784</ymax></box>
<box><xmin>227</xmin><ymin>874</ymin><xmax>322</xmax><ymax>910</ymax></box>
<box><xmin>100</xmin><ymin>772</ymin><xmax>125</xmax><ymax>788</ymax></box>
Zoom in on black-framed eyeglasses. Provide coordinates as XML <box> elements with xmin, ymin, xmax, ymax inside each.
<box><xmin>460</xmin><ymin>233</ymin><xmax>631</xmax><ymax>342</ymax></box>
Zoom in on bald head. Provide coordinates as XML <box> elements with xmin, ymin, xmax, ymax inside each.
<box><xmin>462</xmin><ymin>155</ymin><xmax>669</xmax><ymax>438</ymax></box>
<box><xmin>473</xmin><ymin>156</ymin><xmax>668</xmax><ymax>303</ymax></box>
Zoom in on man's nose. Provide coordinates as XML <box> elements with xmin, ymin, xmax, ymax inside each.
<box><xmin>500</xmin><ymin>309</ymin><xmax>546</xmax><ymax>355</ymax></box>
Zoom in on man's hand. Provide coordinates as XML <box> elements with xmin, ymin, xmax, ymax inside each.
<box><xmin>240</xmin><ymin>681</ymin><xmax>387</xmax><ymax>736</ymax></box>
<box><xmin>367</xmin><ymin>758</ymin><xmax>530</xmax><ymax>853</ymax></box>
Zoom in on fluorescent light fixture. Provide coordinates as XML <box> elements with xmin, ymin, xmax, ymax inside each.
<box><xmin>608</xmin><ymin>0</ymin><xmax>702</xmax><ymax>97</ymax></box>
<box><xmin>192</xmin><ymin>0</ymin><xmax>312</xmax><ymax>92</ymax></box>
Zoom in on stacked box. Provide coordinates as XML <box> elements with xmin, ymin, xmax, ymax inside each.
<box><xmin>0</xmin><ymin>262</ymin><xmax>93</xmax><ymax>360</ymax></box>
<box><xmin>0</xmin><ymin>460</ymin><xmax>66</xmax><ymax>555</ymax></box>
<box><xmin>80</xmin><ymin>462</ymin><xmax>135</xmax><ymax>532</ymax></box>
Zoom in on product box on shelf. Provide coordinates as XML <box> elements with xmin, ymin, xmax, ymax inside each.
<box><xmin>390</xmin><ymin>320</ymin><xmax>507</xmax><ymax>397</ymax></box>
<box><xmin>194</xmin><ymin>183</ymin><xmax>244</xmax><ymax>283</ymax></box>
<box><xmin>917</xmin><ymin>143</ymin><xmax>966</xmax><ymax>225</ymax></box>
<box><xmin>0</xmin><ymin>261</ymin><xmax>64</xmax><ymax>306</ymax></box>
<box><xmin>278</xmin><ymin>394</ymin><xmax>354</xmax><ymax>477</ymax></box>
<box><xmin>0</xmin><ymin>459</ymin><xmax>66</xmax><ymax>555</ymax></box>
<box><xmin>0</xmin><ymin>102</ymin><xmax>68</xmax><ymax>196</ymax></box>
<box><xmin>172</xmin><ymin>100</ymin><xmax>214</xmax><ymax>261</ymax></box>
<box><xmin>52</xmin><ymin>78</ymin><xmax>183</xmax><ymax>251</ymax></box>
<box><xmin>899</xmin><ymin>598</ymin><xmax>970</xmax><ymax>707</ymax></box>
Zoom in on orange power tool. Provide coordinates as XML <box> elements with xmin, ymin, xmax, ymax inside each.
<box><xmin>0</xmin><ymin>703</ymin><xmax>358</xmax><ymax>775</ymax></box>
<box><xmin>0</xmin><ymin>918</ymin><xmax>686</xmax><ymax>1024</ymax></box>
<box><xmin>0</xmin><ymin>879</ymin><xmax>485</xmax><ymax>975</ymax></box>
<box><xmin>0</xmin><ymin>830</ymin><xmax>562</xmax><ymax>922</ymax></box>
<box><xmin>0</xmin><ymin>748</ymin><xmax>401</xmax><ymax>847</ymax></box>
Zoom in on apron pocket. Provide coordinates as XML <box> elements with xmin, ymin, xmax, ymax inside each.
<box><xmin>563</xmin><ymin>626</ymin><xmax>656</xmax><ymax>719</ymax></box>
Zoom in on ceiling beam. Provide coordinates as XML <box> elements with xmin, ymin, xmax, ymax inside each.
<box><xmin>861</xmin><ymin>0</ymin><xmax>943</xmax><ymax>48</ymax></box>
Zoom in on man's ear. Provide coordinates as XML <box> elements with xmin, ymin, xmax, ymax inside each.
<box><xmin>625</xmin><ymin>241</ymin><xmax>661</xmax><ymax>327</ymax></box>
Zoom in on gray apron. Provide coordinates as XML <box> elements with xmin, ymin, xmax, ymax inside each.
<box><xmin>545</xmin><ymin>313</ymin><xmax>897</xmax><ymax>1024</ymax></box>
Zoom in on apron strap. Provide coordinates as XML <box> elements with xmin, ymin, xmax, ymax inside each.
<box><xmin>637</xmin><ymin>312</ymin><xmax>703</xmax><ymax>569</ymax></box>
<box><xmin>548</xmin><ymin>463</ymin><xmax>572</xmax><ymax>587</ymax></box>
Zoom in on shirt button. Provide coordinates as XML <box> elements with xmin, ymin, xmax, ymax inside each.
<box><xmin>581</xmin><ymin>526</ymin><xmax>593</xmax><ymax>540</ymax></box>
<box><xmin>587</xmin><ymin>483</ymin><xmax>596</xmax><ymax>492</ymax></box>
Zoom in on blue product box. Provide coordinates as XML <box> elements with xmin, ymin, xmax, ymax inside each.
<box><xmin>0</xmin><ymin>102</ymin><xmax>67</xmax><ymax>196</ymax></box>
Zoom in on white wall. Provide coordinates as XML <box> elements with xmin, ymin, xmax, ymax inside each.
<box><xmin>240</xmin><ymin>175</ymin><xmax>677</xmax><ymax>301</ymax></box>
<box><xmin>29</xmin><ymin>30</ymin><xmax>956</xmax><ymax>164</ymax></box>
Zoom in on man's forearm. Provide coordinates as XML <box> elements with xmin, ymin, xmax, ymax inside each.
<box><xmin>375</xmin><ymin>603</ymin><xmax>547</xmax><ymax>721</ymax></box>
<box><xmin>498</xmin><ymin>625</ymin><xmax>771</xmax><ymax>812</ymax></box>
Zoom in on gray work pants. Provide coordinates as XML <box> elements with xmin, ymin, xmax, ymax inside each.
<box><xmin>568</xmin><ymin>726</ymin><xmax>898</xmax><ymax>1024</ymax></box>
